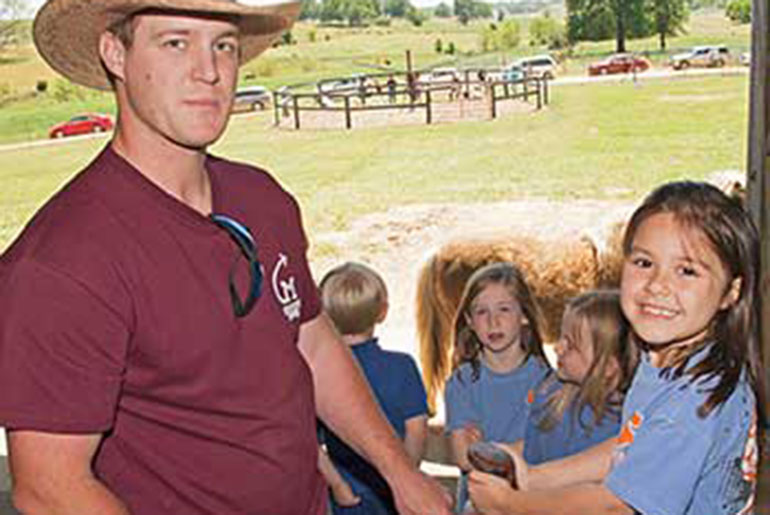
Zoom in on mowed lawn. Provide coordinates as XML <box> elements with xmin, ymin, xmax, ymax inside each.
<box><xmin>0</xmin><ymin>73</ymin><xmax>748</xmax><ymax>256</ymax></box>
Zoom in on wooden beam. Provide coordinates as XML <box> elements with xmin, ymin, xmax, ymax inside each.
<box><xmin>747</xmin><ymin>0</ymin><xmax>769</xmax><ymax>398</ymax></box>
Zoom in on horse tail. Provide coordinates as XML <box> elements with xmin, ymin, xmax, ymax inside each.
<box><xmin>416</xmin><ymin>253</ymin><xmax>456</xmax><ymax>416</ymax></box>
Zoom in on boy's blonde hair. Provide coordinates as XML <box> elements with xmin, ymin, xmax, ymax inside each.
<box><xmin>320</xmin><ymin>262</ymin><xmax>388</xmax><ymax>335</ymax></box>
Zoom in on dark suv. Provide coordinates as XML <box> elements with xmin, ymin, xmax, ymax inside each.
<box><xmin>232</xmin><ymin>86</ymin><xmax>272</xmax><ymax>112</ymax></box>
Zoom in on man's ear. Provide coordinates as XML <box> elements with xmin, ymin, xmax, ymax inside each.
<box><xmin>720</xmin><ymin>276</ymin><xmax>742</xmax><ymax>310</ymax></box>
<box><xmin>99</xmin><ymin>31</ymin><xmax>127</xmax><ymax>83</ymax></box>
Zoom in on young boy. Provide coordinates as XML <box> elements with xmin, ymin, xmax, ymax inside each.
<box><xmin>318</xmin><ymin>262</ymin><xmax>430</xmax><ymax>514</ymax></box>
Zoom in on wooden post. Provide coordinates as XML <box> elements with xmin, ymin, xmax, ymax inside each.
<box><xmin>536</xmin><ymin>80</ymin><xmax>542</xmax><ymax>109</ymax></box>
<box><xmin>543</xmin><ymin>77</ymin><xmax>549</xmax><ymax>105</ymax></box>
<box><xmin>426</xmin><ymin>89</ymin><xmax>432</xmax><ymax>125</ymax></box>
<box><xmin>273</xmin><ymin>91</ymin><xmax>279</xmax><ymax>126</ymax></box>
<box><xmin>747</xmin><ymin>0</ymin><xmax>770</xmax><ymax>407</ymax></box>
<box><xmin>523</xmin><ymin>78</ymin><xmax>529</xmax><ymax>103</ymax></box>
<box><xmin>293</xmin><ymin>95</ymin><xmax>300</xmax><ymax>130</ymax></box>
<box><xmin>490</xmin><ymin>84</ymin><xmax>497</xmax><ymax>119</ymax></box>
<box><xmin>344</xmin><ymin>96</ymin><xmax>352</xmax><ymax>129</ymax></box>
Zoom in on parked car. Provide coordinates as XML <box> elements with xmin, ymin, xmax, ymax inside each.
<box><xmin>502</xmin><ymin>64</ymin><xmax>525</xmax><ymax>82</ymax></box>
<box><xmin>515</xmin><ymin>55</ymin><xmax>558</xmax><ymax>79</ymax></box>
<box><xmin>49</xmin><ymin>113</ymin><xmax>113</xmax><ymax>138</ymax></box>
<box><xmin>670</xmin><ymin>45</ymin><xmax>730</xmax><ymax>70</ymax></box>
<box><xmin>588</xmin><ymin>53</ymin><xmax>650</xmax><ymax>75</ymax></box>
<box><xmin>232</xmin><ymin>85</ymin><xmax>272</xmax><ymax>112</ymax></box>
<box><xmin>420</xmin><ymin>67</ymin><xmax>460</xmax><ymax>85</ymax></box>
<box><xmin>740</xmin><ymin>51</ymin><xmax>751</xmax><ymax>66</ymax></box>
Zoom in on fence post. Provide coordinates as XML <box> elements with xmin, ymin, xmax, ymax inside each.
<box><xmin>293</xmin><ymin>95</ymin><xmax>300</xmax><ymax>130</ymax></box>
<box><xmin>273</xmin><ymin>91</ymin><xmax>279</xmax><ymax>126</ymax></box>
<box><xmin>426</xmin><ymin>89</ymin><xmax>432</xmax><ymax>124</ymax></box>
<box><xmin>536</xmin><ymin>80</ymin><xmax>542</xmax><ymax>109</ymax></box>
<box><xmin>344</xmin><ymin>95</ymin><xmax>352</xmax><ymax>129</ymax></box>
<box><xmin>523</xmin><ymin>78</ymin><xmax>529</xmax><ymax>103</ymax></box>
<box><xmin>543</xmin><ymin>78</ymin><xmax>549</xmax><ymax>105</ymax></box>
<box><xmin>490</xmin><ymin>83</ymin><xmax>497</xmax><ymax>119</ymax></box>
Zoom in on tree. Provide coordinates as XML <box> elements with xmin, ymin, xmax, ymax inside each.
<box><xmin>434</xmin><ymin>2</ymin><xmax>452</xmax><ymax>17</ymax></box>
<box><xmin>299</xmin><ymin>0</ymin><xmax>320</xmax><ymax>19</ymax></box>
<box><xmin>455</xmin><ymin>0</ymin><xmax>492</xmax><ymax>24</ymax></box>
<box><xmin>320</xmin><ymin>0</ymin><xmax>379</xmax><ymax>25</ymax></box>
<box><xmin>480</xmin><ymin>19</ymin><xmax>520</xmax><ymax>51</ymax></box>
<box><xmin>528</xmin><ymin>12</ymin><xmax>567</xmax><ymax>48</ymax></box>
<box><xmin>648</xmin><ymin>0</ymin><xmax>688</xmax><ymax>49</ymax></box>
<box><xmin>384</xmin><ymin>0</ymin><xmax>412</xmax><ymax>17</ymax></box>
<box><xmin>566</xmin><ymin>0</ymin><xmax>649</xmax><ymax>52</ymax></box>
<box><xmin>725</xmin><ymin>0</ymin><xmax>750</xmax><ymax>23</ymax></box>
<box><xmin>0</xmin><ymin>0</ymin><xmax>30</xmax><ymax>50</ymax></box>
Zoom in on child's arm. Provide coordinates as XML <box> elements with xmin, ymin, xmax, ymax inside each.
<box><xmin>317</xmin><ymin>447</ymin><xmax>361</xmax><ymax>507</ymax></box>
<box><xmin>449</xmin><ymin>423</ymin><xmax>483</xmax><ymax>472</ymax></box>
<box><xmin>403</xmin><ymin>414</ymin><xmax>428</xmax><ymax>466</ymax></box>
<box><xmin>468</xmin><ymin>471</ymin><xmax>632</xmax><ymax>515</ymax></box>
<box><xmin>525</xmin><ymin>436</ymin><xmax>615</xmax><ymax>490</ymax></box>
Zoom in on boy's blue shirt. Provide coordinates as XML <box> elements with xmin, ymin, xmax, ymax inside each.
<box><xmin>321</xmin><ymin>337</ymin><xmax>428</xmax><ymax>514</ymax></box>
<box><xmin>605</xmin><ymin>345</ymin><xmax>757</xmax><ymax>515</ymax></box>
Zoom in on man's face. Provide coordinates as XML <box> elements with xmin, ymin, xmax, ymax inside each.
<box><xmin>110</xmin><ymin>13</ymin><xmax>240</xmax><ymax>149</ymax></box>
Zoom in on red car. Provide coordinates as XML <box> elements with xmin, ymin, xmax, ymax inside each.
<box><xmin>49</xmin><ymin>113</ymin><xmax>114</xmax><ymax>138</ymax></box>
<box><xmin>588</xmin><ymin>54</ymin><xmax>650</xmax><ymax>76</ymax></box>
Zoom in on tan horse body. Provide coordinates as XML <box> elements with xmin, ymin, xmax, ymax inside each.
<box><xmin>416</xmin><ymin>225</ymin><xmax>625</xmax><ymax>414</ymax></box>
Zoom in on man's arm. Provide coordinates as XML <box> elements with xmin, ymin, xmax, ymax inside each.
<box><xmin>468</xmin><ymin>471</ymin><xmax>632</xmax><ymax>515</ymax></box>
<box><xmin>8</xmin><ymin>431</ymin><xmax>129</xmax><ymax>514</ymax></box>
<box><xmin>403</xmin><ymin>414</ymin><xmax>428</xmax><ymax>466</ymax></box>
<box><xmin>297</xmin><ymin>313</ymin><xmax>451</xmax><ymax>515</ymax></box>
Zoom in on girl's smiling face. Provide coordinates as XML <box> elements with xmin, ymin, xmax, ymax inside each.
<box><xmin>466</xmin><ymin>283</ymin><xmax>525</xmax><ymax>355</ymax></box>
<box><xmin>620</xmin><ymin>212</ymin><xmax>741</xmax><ymax>356</ymax></box>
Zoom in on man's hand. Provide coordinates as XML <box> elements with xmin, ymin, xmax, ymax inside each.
<box><xmin>388</xmin><ymin>467</ymin><xmax>452</xmax><ymax>515</ymax></box>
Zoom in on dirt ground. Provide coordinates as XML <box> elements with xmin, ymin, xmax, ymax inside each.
<box><xmin>309</xmin><ymin>198</ymin><xmax>637</xmax><ymax>364</ymax></box>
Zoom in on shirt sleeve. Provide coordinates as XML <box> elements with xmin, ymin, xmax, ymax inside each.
<box><xmin>398</xmin><ymin>355</ymin><xmax>429</xmax><ymax>420</ymax></box>
<box><xmin>604</xmin><ymin>395</ymin><xmax>715</xmax><ymax>515</ymax></box>
<box><xmin>0</xmin><ymin>259</ymin><xmax>130</xmax><ymax>432</ymax></box>
<box><xmin>444</xmin><ymin>368</ymin><xmax>481</xmax><ymax>434</ymax></box>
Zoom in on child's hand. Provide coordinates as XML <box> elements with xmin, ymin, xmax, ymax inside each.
<box><xmin>463</xmin><ymin>423</ymin><xmax>484</xmax><ymax>445</ymax></box>
<box><xmin>330</xmin><ymin>481</ymin><xmax>361</xmax><ymax>507</ymax></box>
<box><xmin>467</xmin><ymin>470</ymin><xmax>518</xmax><ymax>514</ymax></box>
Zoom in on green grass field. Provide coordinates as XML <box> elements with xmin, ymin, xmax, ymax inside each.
<box><xmin>0</xmin><ymin>74</ymin><xmax>748</xmax><ymax>257</ymax></box>
<box><xmin>0</xmin><ymin>10</ymin><xmax>750</xmax><ymax>142</ymax></box>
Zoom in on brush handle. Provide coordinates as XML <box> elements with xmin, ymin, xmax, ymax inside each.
<box><xmin>467</xmin><ymin>441</ymin><xmax>518</xmax><ymax>489</ymax></box>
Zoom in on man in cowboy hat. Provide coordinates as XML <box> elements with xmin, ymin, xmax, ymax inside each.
<box><xmin>0</xmin><ymin>1</ymin><xmax>451</xmax><ymax>513</ymax></box>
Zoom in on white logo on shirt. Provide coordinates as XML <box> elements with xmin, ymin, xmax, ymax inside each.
<box><xmin>271</xmin><ymin>253</ymin><xmax>301</xmax><ymax>322</ymax></box>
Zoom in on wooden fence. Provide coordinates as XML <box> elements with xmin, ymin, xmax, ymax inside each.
<box><xmin>272</xmin><ymin>75</ymin><xmax>549</xmax><ymax>130</ymax></box>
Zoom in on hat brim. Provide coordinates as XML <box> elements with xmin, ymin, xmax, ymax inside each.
<box><xmin>33</xmin><ymin>0</ymin><xmax>300</xmax><ymax>90</ymax></box>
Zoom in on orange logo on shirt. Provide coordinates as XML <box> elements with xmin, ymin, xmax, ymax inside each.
<box><xmin>617</xmin><ymin>411</ymin><xmax>643</xmax><ymax>447</ymax></box>
<box><xmin>527</xmin><ymin>389</ymin><xmax>535</xmax><ymax>404</ymax></box>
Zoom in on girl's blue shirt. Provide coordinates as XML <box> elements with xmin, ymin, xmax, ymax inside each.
<box><xmin>444</xmin><ymin>355</ymin><xmax>550</xmax><ymax>442</ymax></box>
<box><xmin>605</xmin><ymin>345</ymin><xmax>757</xmax><ymax>514</ymax></box>
<box><xmin>523</xmin><ymin>375</ymin><xmax>622</xmax><ymax>466</ymax></box>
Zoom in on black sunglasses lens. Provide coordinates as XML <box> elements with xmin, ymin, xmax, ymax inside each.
<box><xmin>211</xmin><ymin>214</ymin><xmax>263</xmax><ymax>317</ymax></box>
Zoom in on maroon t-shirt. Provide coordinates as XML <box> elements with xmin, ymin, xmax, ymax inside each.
<box><xmin>0</xmin><ymin>147</ymin><xmax>326</xmax><ymax>514</ymax></box>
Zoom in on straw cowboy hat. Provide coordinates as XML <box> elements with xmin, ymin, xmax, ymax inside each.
<box><xmin>33</xmin><ymin>0</ymin><xmax>301</xmax><ymax>90</ymax></box>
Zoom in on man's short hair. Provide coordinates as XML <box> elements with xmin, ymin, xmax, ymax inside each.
<box><xmin>320</xmin><ymin>262</ymin><xmax>387</xmax><ymax>335</ymax></box>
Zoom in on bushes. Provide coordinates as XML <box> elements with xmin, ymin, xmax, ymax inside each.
<box><xmin>528</xmin><ymin>14</ymin><xmax>568</xmax><ymax>49</ymax></box>
<box><xmin>480</xmin><ymin>19</ymin><xmax>520</xmax><ymax>52</ymax></box>
<box><xmin>725</xmin><ymin>0</ymin><xmax>750</xmax><ymax>23</ymax></box>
